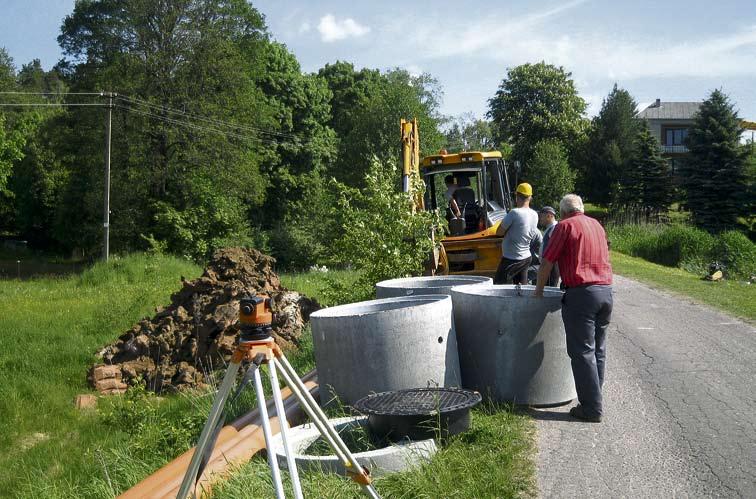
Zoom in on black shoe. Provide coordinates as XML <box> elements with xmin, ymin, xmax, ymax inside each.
<box><xmin>569</xmin><ymin>405</ymin><xmax>602</xmax><ymax>423</ymax></box>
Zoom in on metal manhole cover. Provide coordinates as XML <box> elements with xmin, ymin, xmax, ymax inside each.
<box><xmin>353</xmin><ymin>388</ymin><xmax>481</xmax><ymax>417</ymax></box>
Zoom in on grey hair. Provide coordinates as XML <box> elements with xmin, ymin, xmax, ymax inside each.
<box><xmin>559</xmin><ymin>194</ymin><xmax>584</xmax><ymax>215</ymax></box>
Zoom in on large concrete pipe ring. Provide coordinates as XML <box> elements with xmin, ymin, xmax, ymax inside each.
<box><xmin>375</xmin><ymin>275</ymin><xmax>492</xmax><ymax>299</ymax></box>
<box><xmin>450</xmin><ymin>285</ymin><xmax>576</xmax><ymax>406</ymax></box>
<box><xmin>270</xmin><ymin>416</ymin><xmax>438</xmax><ymax>477</ymax></box>
<box><xmin>310</xmin><ymin>295</ymin><xmax>461</xmax><ymax>406</ymax></box>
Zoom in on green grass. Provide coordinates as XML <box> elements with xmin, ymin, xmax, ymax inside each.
<box><xmin>0</xmin><ymin>259</ymin><xmax>536</xmax><ymax>497</ymax></box>
<box><xmin>213</xmin><ymin>404</ymin><xmax>535</xmax><ymax>499</ymax></box>
<box><xmin>0</xmin><ymin>253</ymin><xmax>202</xmax><ymax>497</ymax></box>
<box><xmin>280</xmin><ymin>269</ymin><xmax>361</xmax><ymax>306</ymax></box>
<box><xmin>611</xmin><ymin>251</ymin><xmax>756</xmax><ymax>322</ymax></box>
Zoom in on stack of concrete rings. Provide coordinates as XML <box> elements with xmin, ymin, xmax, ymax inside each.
<box><xmin>450</xmin><ymin>284</ymin><xmax>576</xmax><ymax>406</ymax></box>
<box><xmin>310</xmin><ymin>295</ymin><xmax>462</xmax><ymax>406</ymax></box>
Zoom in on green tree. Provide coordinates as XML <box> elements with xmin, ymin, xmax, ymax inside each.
<box><xmin>327</xmin><ymin>158</ymin><xmax>444</xmax><ymax>301</ymax></box>
<box><xmin>487</xmin><ymin>62</ymin><xmax>587</xmax><ymax>172</ymax></box>
<box><xmin>54</xmin><ymin>0</ymin><xmax>278</xmax><ymax>257</ymax></box>
<box><xmin>253</xmin><ymin>42</ymin><xmax>338</xmax><ymax>268</ymax></box>
<box><xmin>321</xmin><ymin>66</ymin><xmax>445</xmax><ymax>187</ymax></box>
<box><xmin>318</xmin><ymin>61</ymin><xmax>381</xmax><ymax>139</ymax></box>
<box><xmin>581</xmin><ymin>84</ymin><xmax>641</xmax><ymax>204</ymax></box>
<box><xmin>525</xmin><ymin>139</ymin><xmax>576</xmax><ymax>209</ymax></box>
<box><xmin>744</xmin><ymin>143</ymin><xmax>756</xmax><ymax>236</ymax></box>
<box><xmin>682</xmin><ymin>89</ymin><xmax>747</xmax><ymax>232</ymax></box>
<box><xmin>634</xmin><ymin>124</ymin><xmax>673</xmax><ymax>220</ymax></box>
<box><xmin>444</xmin><ymin>113</ymin><xmax>497</xmax><ymax>153</ymax></box>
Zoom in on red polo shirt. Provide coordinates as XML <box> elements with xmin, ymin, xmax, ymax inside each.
<box><xmin>543</xmin><ymin>212</ymin><xmax>612</xmax><ymax>287</ymax></box>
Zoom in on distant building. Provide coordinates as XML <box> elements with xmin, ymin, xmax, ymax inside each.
<box><xmin>636</xmin><ymin>99</ymin><xmax>700</xmax><ymax>175</ymax></box>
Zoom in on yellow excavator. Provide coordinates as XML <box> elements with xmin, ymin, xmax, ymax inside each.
<box><xmin>401</xmin><ymin>119</ymin><xmax>513</xmax><ymax>276</ymax></box>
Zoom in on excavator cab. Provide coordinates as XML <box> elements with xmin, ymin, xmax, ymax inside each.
<box><xmin>422</xmin><ymin>151</ymin><xmax>512</xmax><ymax>235</ymax></box>
<box><xmin>421</xmin><ymin>151</ymin><xmax>514</xmax><ymax>275</ymax></box>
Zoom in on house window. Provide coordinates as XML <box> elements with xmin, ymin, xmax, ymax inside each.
<box><xmin>665</xmin><ymin>128</ymin><xmax>689</xmax><ymax>145</ymax></box>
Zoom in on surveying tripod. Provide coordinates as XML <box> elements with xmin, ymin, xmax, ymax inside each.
<box><xmin>176</xmin><ymin>295</ymin><xmax>380</xmax><ymax>499</ymax></box>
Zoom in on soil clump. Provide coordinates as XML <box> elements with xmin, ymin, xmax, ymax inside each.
<box><xmin>89</xmin><ymin>248</ymin><xmax>320</xmax><ymax>394</ymax></box>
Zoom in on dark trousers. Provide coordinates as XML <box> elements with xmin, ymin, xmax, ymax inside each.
<box><xmin>561</xmin><ymin>285</ymin><xmax>613</xmax><ymax>417</ymax></box>
<box><xmin>494</xmin><ymin>256</ymin><xmax>531</xmax><ymax>285</ymax></box>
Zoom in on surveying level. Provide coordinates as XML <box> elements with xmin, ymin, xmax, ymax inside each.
<box><xmin>239</xmin><ymin>295</ymin><xmax>273</xmax><ymax>341</ymax></box>
<box><xmin>177</xmin><ymin>294</ymin><xmax>380</xmax><ymax>499</ymax></box>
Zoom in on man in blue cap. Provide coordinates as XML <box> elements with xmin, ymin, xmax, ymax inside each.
<box><xmin>539</xmin><ymin>206</ymin><xmax>560</xmax><ymax>287</ymax></box>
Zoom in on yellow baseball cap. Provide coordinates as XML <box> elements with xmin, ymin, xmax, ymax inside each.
<box><xmin>516</xmin><ymin>183</ymin><xmax>533</xmax><ymax>197</ymax></box>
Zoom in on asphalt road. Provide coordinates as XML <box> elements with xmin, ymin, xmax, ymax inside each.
<box><xmin>533</xmin><ymin>275</ymin><xmax>756</xmax><ymax>498</ymax></box>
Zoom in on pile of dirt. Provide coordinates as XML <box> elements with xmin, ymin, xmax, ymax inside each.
<box><xmin>89</xmin><ymin>248</ymin><xmax>320</xmax><ymax>394</ymax></box>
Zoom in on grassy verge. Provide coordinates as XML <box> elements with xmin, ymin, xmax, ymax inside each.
<box><xmin>213</xmin><ymin>404</ymin><xmax>535</xmax><ymax>499</ymax></box>
<box><xmin>280</xmin><ymin>269</ymin><xmax>360</xmax><ymax>306</ymax></box>
<box><xmin>0</xmin><ymin>254</ymin><xmax>202</xmax><ymax>497</ymax></box>
<box><xmin>0</xmin><ymin>260</ymin><xmax>536</xmax><ymax>497</ymax></box>
<box><xmin>611</xmin><ymin>251</ymin><xmax>755</xmax><ymax>322</ymax></box>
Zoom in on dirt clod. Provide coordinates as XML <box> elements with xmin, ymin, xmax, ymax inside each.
<box><xmin>89</xmin><ymin>248</ymin><xmax>320</xmax><ymax>394</ymax></box>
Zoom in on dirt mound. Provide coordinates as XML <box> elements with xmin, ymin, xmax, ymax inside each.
<box><xmin>89</xmin><ymin>248</ymin><xmax>320</xmax><ymax>394</ymax></box>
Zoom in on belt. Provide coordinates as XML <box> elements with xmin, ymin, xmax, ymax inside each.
<box><xmin>564</xmin><ymin>283</ymin><xmax>610</xmax><ymax>289</ymax></box>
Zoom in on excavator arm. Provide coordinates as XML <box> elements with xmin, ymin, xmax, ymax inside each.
<box><xmin>400</xmin><ymin>118</ymin><xmax>423</xmax><ymax>210</ymax></box>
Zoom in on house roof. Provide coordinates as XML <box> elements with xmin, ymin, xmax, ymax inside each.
<box><xmin>637</xmin><ymin>101</ymin><xmax>701</xmax><ymax>120</ymax></box>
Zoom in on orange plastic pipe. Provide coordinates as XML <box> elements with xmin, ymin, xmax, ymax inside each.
<box><xmin>118</xmin><ymin>371</ymin><xmax>317</xmax><ymax>499</ymax></box>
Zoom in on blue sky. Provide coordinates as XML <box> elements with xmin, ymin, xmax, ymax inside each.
<box><xmin>2</xmin><ymin>0</ymin><xmax>755</xmax><ymax>121</ymax></box>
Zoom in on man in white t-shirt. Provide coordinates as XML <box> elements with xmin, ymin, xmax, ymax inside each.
<box><xmin>494</xmin><ymin>182</ymin><xmax>541</xmax><ymax>284</ymax></box>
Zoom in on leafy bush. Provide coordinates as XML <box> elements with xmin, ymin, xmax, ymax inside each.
<box><xmin>715</xmin><ymin>230</ymin><xmax>756</xmax><ymax>278</ymax></box>
<box><xmin>607</xmin><ymin>223</ymin><xmax>755</xmax><ymax>279</ymax></box>
<box><xmin>325</xmin><ymin>158</ymin><xmax>444</xmax><ymax>302</ymax></box>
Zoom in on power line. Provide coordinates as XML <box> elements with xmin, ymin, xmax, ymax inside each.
<box><xmin>0</xmin><ymin>103</ymin><xmax>104</xmax><ymax>106</ymax></box>
<box><xmin>0</xmin><ymin>91</ymin><xmax>103</xmax><ymax>95</ymax></box>
<box><xmin>0</xmin><ymin>94</ymin><xmax>312</xmax><ymax>146</ymax></box>
<box><xmin>116</xmin><ymin>103</ymin><xmax>308</xmax><ymax>147</ymax></box>
<box><xmin>116</xmin><ymin>103</ymin><xmax>258</xmax><ymax>142</ymax></box>
<box><xmin>116</xmin><ymin>94</ymin><xmax>307</xmax><ymax>140</ymax></box>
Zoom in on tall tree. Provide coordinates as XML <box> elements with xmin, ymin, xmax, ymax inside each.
<box><xmin>54</xmin><ymin>0</ymin><xmax>281</xmax><ymax>258</ymax></box>
<box><xmin>682</xmin><ymin>89</ymin><xmax>747</xmax><ymax>232</ymax></box>
<box><xmin>487</xmin><ymin>62</ymin><xmax>587</xmax><ymax>174</ymax></box>
<box><xmin>634</xmin><ymin>123</ymin><xmax>673</xmax><ymax>220</ymax></box>
<box><xmin>321</xmin><ymin>67</ymin><xmax>445</xmax><ymax>187</ymax></box>
<box><xmin>525</xmin><ymin>139</ymin><xmax>576</xmax><ymax>209</ymax></box>
<box><xmin>581</xmin><ymin>84</ymin><xmax>641</xmax><ymax>204</ymax></box>
<box><xmin>444</xmin><ymin>113</ymin><xmax>497</xmax><ymax>153</ymax></box>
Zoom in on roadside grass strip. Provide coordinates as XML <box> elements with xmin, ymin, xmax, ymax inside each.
<box><xmin>0</xmin><ymin>254</ymin><xmax>201</xmax><ymax>497</ymax></box>
<box><xmin>611</xmin><ymin>251</ymin><xmax>755</xmax><ymax>322</ymax></box>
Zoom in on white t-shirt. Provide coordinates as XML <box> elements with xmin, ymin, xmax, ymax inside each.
<box><xmin>444</xmin><ymin>185</ymin><xmax>457</xmax><ymax>202</ymax></box>
<box><xmin>501</xmin><ymin>207</ymin><xmax>540</xmax><ymax>260</ymax></box>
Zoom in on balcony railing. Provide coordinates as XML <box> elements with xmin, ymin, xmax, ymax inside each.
<box><xmin>660</xmin><ymin>144</ymin><xmax>689</xmax><ymax>154</ymax></box>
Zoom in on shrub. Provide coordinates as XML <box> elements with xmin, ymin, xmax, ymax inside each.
<box><xmin>325</xmin><ymin>158</ymin><xmax>445</xmax><ymax>302</ymax></box>
<box><xmin>715</xmin><ymin>230</ymin><xmax>756</xmax><ymax>279</ymax></box>
<box><xmin>607</xmin><ymin>223</ymin><xmax>755</xmax><ymax>279</ymax></box>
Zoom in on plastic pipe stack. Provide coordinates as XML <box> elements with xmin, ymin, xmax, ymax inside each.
<box><xmin>451</xmin><ymin>285</ymin><xmax>576</xmax><ymax>406</ymax></box>
<box><xmin>310</xmin><ymin>295</ymin><xmax>461</xmax><ymax>406</ymax></box>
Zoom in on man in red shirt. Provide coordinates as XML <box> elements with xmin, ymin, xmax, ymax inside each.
<box><xmin>534</xmin><ymin>194</ymin><xmax>613</xmax><ymax>423</ymax></box>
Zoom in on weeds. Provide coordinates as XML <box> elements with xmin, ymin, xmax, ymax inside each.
<box><xmin>606</xmin><ymin>223</ymin><xmax>755</xmax><ymax>280</ymax></box>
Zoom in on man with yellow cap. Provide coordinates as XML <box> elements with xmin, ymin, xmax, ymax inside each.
<box><xmin>494</xmin><ymin>182</ymin><xmax>541</xmax><ymax>284</ymax></box>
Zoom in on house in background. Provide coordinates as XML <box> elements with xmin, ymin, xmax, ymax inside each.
<box><xmin>636</xmin><ymin>99</ymin><xmax>700</xmax><ymax>175</ymax></box>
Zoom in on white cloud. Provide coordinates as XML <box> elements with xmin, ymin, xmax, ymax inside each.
<box><xmin>407</xmin><ymin>3</ymin><xmax>756</xmax><ymax>81</ymax></box>
<box><xmin>317</xmin><ymin>14</ymin><xmax>370</xmax><ymax>43</ymax></box>
<box><xmin>404</xmin><ymin>64</ymin><xmax>422</xmax><ymax>78</ymax></box>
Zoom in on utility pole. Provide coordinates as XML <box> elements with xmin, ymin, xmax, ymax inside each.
<box><xmin>101</xmin><ymin>91</ymin><xmax>115</xmax><ymax>261</ymax></box>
